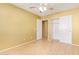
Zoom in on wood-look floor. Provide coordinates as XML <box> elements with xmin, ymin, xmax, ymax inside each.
<box><xmin>0</xmin><ymin>39</ymin><xmax>79</xmax><ymax>55</ymax></box>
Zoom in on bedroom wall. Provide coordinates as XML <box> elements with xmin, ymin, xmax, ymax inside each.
<box><xmin>0</xmin><ymin>4</ymin><xmax>39</xmax><ymax>49</ymax></box>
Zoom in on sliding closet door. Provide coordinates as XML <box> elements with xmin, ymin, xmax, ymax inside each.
<box><xmin>36</xmin><ymin>20</ymin><xmax>42</xmax><ymax>40</ymax></box>
<box><xmin>52</xmin><ymin>19</ymin><xmax>60</xmax><ymax>41</ymax></box>
<box><xmin>52</xmin><ymin>15</ymin><xmax>72</xmax><ymax>44</ymax></box>
<box><xmin>59</xmin><ymin>16</ymin><xmax>72</xmax><ymax>44</ymax></box>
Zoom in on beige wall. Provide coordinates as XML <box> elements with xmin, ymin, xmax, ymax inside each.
<box><xmin>44</xmin><ymin>8</ymin><xmax>79</xmax><ymax>45</ymax></box>
<box><xmin>0</xmin><ymin>4</ymin><xmax>39</xmax><ymax>49</ymax></box>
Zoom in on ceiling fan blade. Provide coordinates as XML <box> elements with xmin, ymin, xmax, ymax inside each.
<box><xmin>29</xmin><ymin>7</ymin><xmax>36</xmax><ymax>9</ymax></box>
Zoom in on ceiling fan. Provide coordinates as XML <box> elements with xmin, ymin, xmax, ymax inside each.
<box><xmin>29</xmin><ymin>3</ymin><xmax>53</xmax><ymax>13</ymax></box>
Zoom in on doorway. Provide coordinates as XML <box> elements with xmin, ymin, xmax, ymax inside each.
<box><xmin>42</xmin><ymin>20</ymin><xmax>48</xmax><ymax>40</ymax></box>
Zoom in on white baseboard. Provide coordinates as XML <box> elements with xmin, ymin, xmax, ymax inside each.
<box><xmin>72</xmin><ymin>44</ymin><xmax>79</xmax><ymax>47</ymax></box>
<box><xmin>53</xmin><ymin>40</ymin><xmax>79</xmax><ymax>47</ymax></box>
<box><xmin>59</xmin><ymin>41</ymin><xmax>79</xmax><ymax>47</ymax></box>
<box><xmin>0</xmin><ymin>40</ymin><xmax>35</xmax><ymax>53</ymax></box>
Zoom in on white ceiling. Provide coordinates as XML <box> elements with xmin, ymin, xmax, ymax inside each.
<box><xmin>12</xmin><ymin>3</ymin><xmax>79</xmax><ymax>16</ymax></box>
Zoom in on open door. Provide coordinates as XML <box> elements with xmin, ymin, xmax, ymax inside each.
<box><xmin>36</xmin><ymin>20</ymin><xmax>42</xmax><ymax>40</ymax></box>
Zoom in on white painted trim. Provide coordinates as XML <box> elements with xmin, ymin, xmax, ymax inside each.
<box><xmin>72</xmin><ymin>44</ymin><xmax>79</xmax><ymax>47</ymax></box>
<box><xmin>0</xmin><ymin>40</ymin><xmax>35</xmax><ymax>53</ymax></box>
<box><xmin>55</xmin><ymin>40</ymin><xmax>79</xmax><ymax>47</ymax></box>
<box><xmin>60</xmin><ymin>42</ymin><xmax>79</xmax><ymax>46</ymax></box>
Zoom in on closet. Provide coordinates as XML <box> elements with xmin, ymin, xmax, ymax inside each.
<box><xmin>51</xmin><ymin>15</ymin><xmax>72</xmax><ymax>44</ymax></box>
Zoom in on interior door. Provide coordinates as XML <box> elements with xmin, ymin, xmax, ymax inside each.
<box><xmin>36</xmin><ymin>20</ymin><xmax>42</xmax><ymax>40</ymax></box>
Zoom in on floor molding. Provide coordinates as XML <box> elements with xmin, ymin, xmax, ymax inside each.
<box><xmin>72</xmin><ymin>44</ymin><xmax>79</xmax><ymax>47</ymax></box>
<box><xmin>0</xmin><ymin>40</ymin><xmax>35</xmax><ymax>53</ymax></box>
<box><xmin>59</xmin><ymin>42</ymin><xmax>79</xmax><ymax>47</ymax></box>
<box><xmin>52</xmin><ymin>40</ymin><xmax>79</xmax><ymax>47</ymax></box>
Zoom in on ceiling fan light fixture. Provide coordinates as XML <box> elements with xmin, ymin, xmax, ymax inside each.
<box><xmin>43</xmin><ymin>7</ymin><xmax>47</xmax><ymax>11</ymax></box>
<box><xmin>39</xmin><ymin>7</ymin><xmax>44</xmax><ymax>12</ymax></box>
<box><xmin>39</xmin><ymin>6</ymin><xmax>47</xmax><ymax>13</ymax></box>
<box><xmin>39</xmin><ymin>3</ymin><xmax>47</xmax><ymax>13</ymax></box>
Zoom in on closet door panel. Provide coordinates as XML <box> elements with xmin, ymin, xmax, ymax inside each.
<box><xmin>52</xmin><ymin>19</ymin><xmax>60</xmax><ymax>40</ymax></box>
<box><xmin>59</xmin><ymin>16</ymin><xmax>72</xmax><ymax>44</ymax></box>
